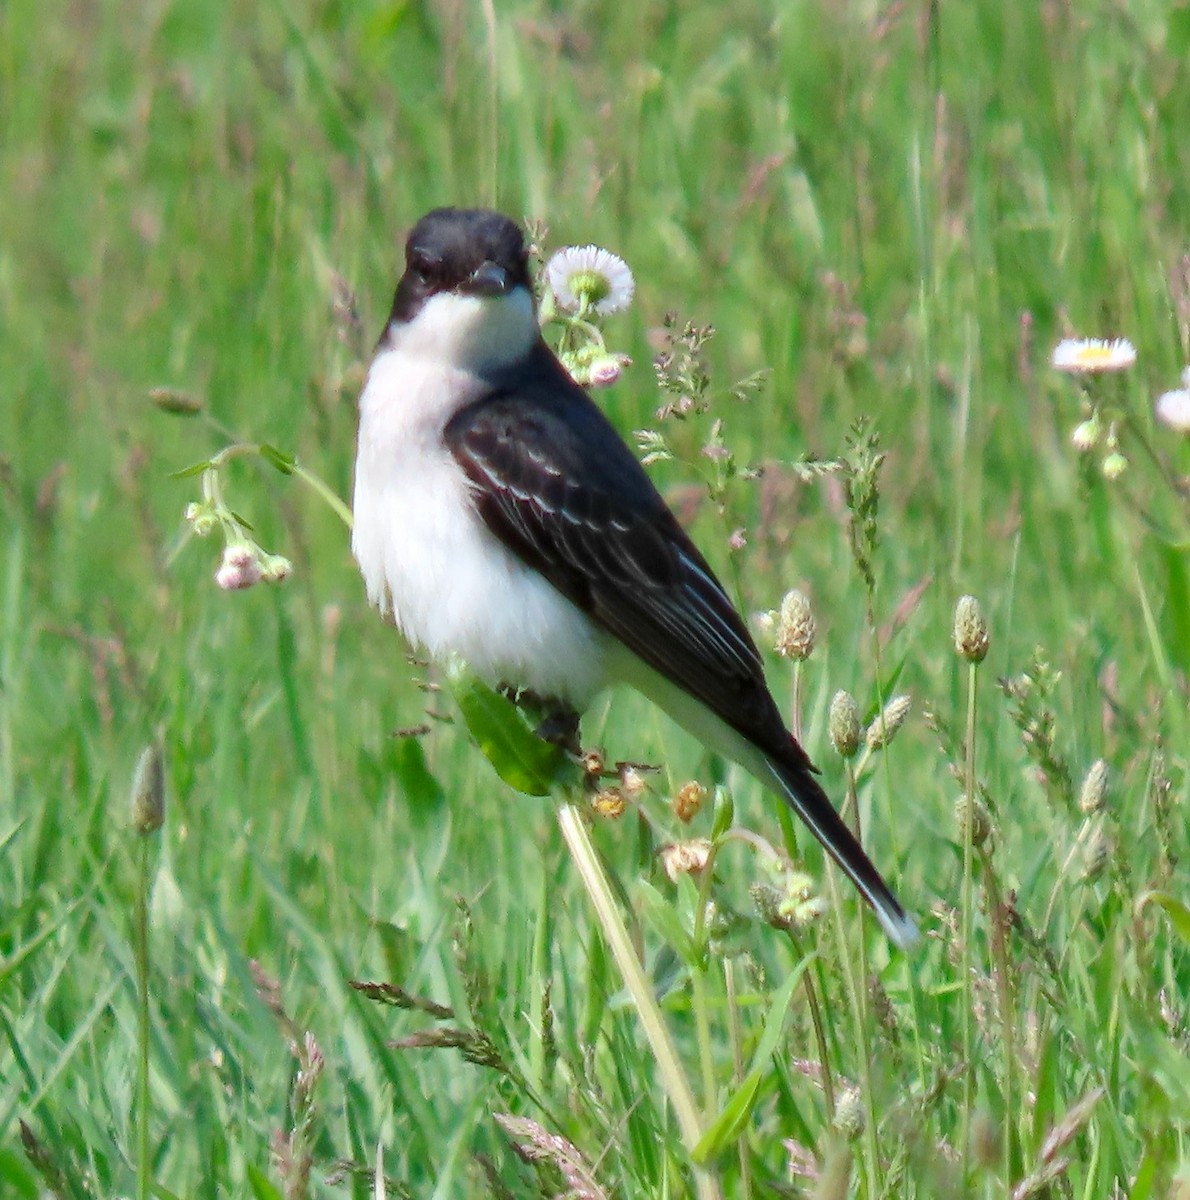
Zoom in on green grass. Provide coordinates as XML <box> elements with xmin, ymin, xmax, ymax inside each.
<box><xmin>2</xmin><ymin>0</ymin><xmax>1189</xmax><ymax>1196</ymax></box>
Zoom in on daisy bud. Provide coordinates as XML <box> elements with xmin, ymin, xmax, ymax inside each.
<box><xmin>260</xmin><ymin>553</ymin><xmax>293</xmax><ymax>583</ymax></box>
<box><xmin>672</xmin><ymin>780</ymin><xmax>706</xmax><ymax>823</ymax></box>
<box><xmin>774</xmin><ymin>589</ymin><xmax>815</xmax><ymax>660</ymax></box>
<box><xmin>1101</xmin><ymin>451</ymin><xmax>1128</xmax><ymax>480</ymax></box>
<box><xmin>659</xmin><ymin>838</ymin><xmax>712</xmax><ymax>882</ymax></box>
<box><xmin>953</xmin><ymin>595</ymin><xmax>990</xmax><ymax>663</ymax></box>
<box><xmin>828</xmin><ymin>691</ymin><xmax>861</xmax><ymax>759</ymax></box>
<box><xmin>1070</xmin><ymin>416</ymin><xmax>1102</xmax><ymax>452</ymax></box>
<box><xmin>1078</xmin><ymin>759</ymin><xmax>1109</xmax><ymax>815</ymax></box>
<box><xmin>130</xmin><ymin>743</ymin><xmax>165</xmax><ymax>836</ymax></box>
<box><xmin>588</xmin><ymin>354</ymin><xmax>630</xmax><ymax>388</ymax></box>
<box><xmin>865</xmin><ymin>694</ymin><xmax>911</xmax><ymax>751</ymax></box>
<box><xmin>215</xmin><ymin>545</ymin><xmax>262</xmax><ymax>591</ymax></box>
<box><xmin>184</xmin><ymin>502</ymin><xmax>218</xmax><ymax>538</ymax></box>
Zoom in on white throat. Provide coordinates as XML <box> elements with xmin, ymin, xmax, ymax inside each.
<box><xmin>384</xmin><ymin>286</ymin><xmax>538</xmax><ymax>375</ymax></box>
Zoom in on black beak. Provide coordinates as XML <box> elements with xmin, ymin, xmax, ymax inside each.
<box><xmin>462</xmin><ymin>261</ymin><xmax>509</xmax><ymax>297</ymax></box>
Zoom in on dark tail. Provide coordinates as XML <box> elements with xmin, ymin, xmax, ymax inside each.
<box><xmin>763</xmin><ymin>752</ymin><xmax>919</xmax><ymax>949</ymax></box>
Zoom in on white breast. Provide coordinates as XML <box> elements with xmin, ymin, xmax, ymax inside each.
<box><xmin>351</xmin><ymin>337</ymin><xmax>612</xmax><ymax>706</ymax></box>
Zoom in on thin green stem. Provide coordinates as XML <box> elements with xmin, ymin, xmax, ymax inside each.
<box><xmin>959</xmin><ymin>659</ymin><xmax>979</xmax><ymax>1185</ymax></box>
<box><xmin>787</xmin><ymin>931</ymin><xmax>835</xmax><ymax>1119</ymax></box>
<box><xmin>206</xmin><ymin>442</ymin><xmax>355</xmax><ymax>531</ymax></box>
<box><xmin>290</xmin><ymin>461</ymin><xmax>354</xmax><ymax>529</ymax></box>
<box><xmin>847</xmin><ymin>761</ymin><xmax>880</xmax><ymax>1196</ymax></box>
<box><xmin>690</xmin><ymin>968</ymin><xmax>717</xmax><ymax>1118</ymax></box>
<box><xmin>723</xmin><ymin>960</ymin><xmax>752</xmax><ymax>1200</ymax></box>
<box><xmin>980</xmin><ymin>854</ymin><xmax>1018</xmax><ymax>1188</ymax></box>
<box><xmin>791</xmin><ymin>659</ymin><xmax>803</xmax><ymax>743</ymax></box>
<box><xmin>556</xmin><ymin>804</ymin><xmax>720</xmax><ymax>1200</ymax></box>
<box><xmin>134</xmin><ymin>836</ymin><xmax>151</xmax><ymax>1200</ymax></box>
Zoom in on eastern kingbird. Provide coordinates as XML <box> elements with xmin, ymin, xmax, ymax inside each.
<box><xmin>352</xmin><ymin>207</ymin><xmax>918</xmax><ymax>948</ymax></box>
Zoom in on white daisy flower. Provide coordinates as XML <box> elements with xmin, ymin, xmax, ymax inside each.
<box><xmin>546</xmin><ymin>245</ymin><xmax>635</xmax><ymax>315</ymax></box>
<box><xmin>1050</xmin><ymin>337</ymin><xmax>1137</xmax><ymax>374</ymax></box>
<box><xmin>1155</xmin><ymin>387</ymin><xmax>1190</xmax><ymax>434</ymax></box>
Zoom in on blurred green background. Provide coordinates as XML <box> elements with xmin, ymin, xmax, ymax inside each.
<box><xmin>2</xmin><ymin>0</ymin><xmax>1188</xmax><ymax>1195</ymax></box>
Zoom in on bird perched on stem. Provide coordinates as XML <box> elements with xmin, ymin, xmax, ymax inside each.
<box><xmin>352</xmin><ymin>207</ymin><xmax>918</xmax><ymax>948</ymax></box>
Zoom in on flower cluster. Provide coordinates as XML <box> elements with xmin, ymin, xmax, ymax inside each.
<box><xmin>1049</xmin><ymin>337</ymin><xmax>1137</xmax><ymax>479</ymax></box>
<box><xmin>181</xmin><ymin>447</ymin><xmax>294</xmax><ymax>592</ymax></box>
<box><xmin>540</xmin><ymin>244</ymin><xmax>635</xmax><ymax>388</ymax></box>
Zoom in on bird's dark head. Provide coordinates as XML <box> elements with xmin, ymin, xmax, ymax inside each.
<box><xmin>390</xmin><ymin>208</ymin><xmax>533</xmax><ymax>321</ymax></box>
<box><xmin>380</xmin><ymin>208</ymin><xmax>538</xmax><ymax>372</ymax></box>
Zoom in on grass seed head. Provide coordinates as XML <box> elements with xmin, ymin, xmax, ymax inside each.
<box><xmin>866</xmin><ymin>694</ymin><xmax>912</xmax><ymax>751</ymax></box>
<box><xmin>1078</xmin><ymin>758</ymin><xmax>1109</xmax><ymax>814</ymax></box>
<box><xmin>833</xmin><ymin>1086</ymin><xmax>865</xmax><ymax>1139</ymax></box>
<box><xmin>130</xmin><ymin>742</ymin><xmax>165</xmax><ymax>836</ymax></box>
<box><xmin>829</xmin><ymin>690</ymin><xmax>861</xmax><ymax>758</ymax></box>
<box><xmin>774</xmin><ymin>588</ymin><xmax>816</xmax><ymax>660</ymax></box>
<box><xmin>953</xmin><ymin>594</ymin><xmax>990</xmax><ymax>663</ymax></box>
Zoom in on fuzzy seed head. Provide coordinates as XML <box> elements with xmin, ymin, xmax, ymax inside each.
<box><xmin>591</xmin><ymin>788</ymin><xmax>626</xmax><ymax>819</ymax></box>
<box><xmin>659</xmin><ymin>838</ymin><xmax>712</xmax><ymax>882</ymax></box>
<box><xmin>954</xmin><ymin>794</ymin><xmax>993</xmax><ymax>849</ymax></box>
<box><xmin>672</xmin><ymin>780</ymin><xmax>707</xmax><ymax>823</ymax></box>
<box><xmin>130</xmin><ymin>743</ymin><xmax>165</xmax><ymax>835</ymax></box>
<box><xmin>774</xmin><ymin>589</ymin><xmax>815</xmax><ymax>660</ymax></box>
<box><xmin>829</xmin><ymin>690</ymin><xmax>861</xmax><ymax>758</ymax></box>
<box><xmin>865</xmin><ymin>694</ymin><xmax>912</xmax><ymax>751</ymax></box>
<box><xmin>954</xmin><ymin>595</ymin><xmax>990</xmax><ymax>663</ymax></box>
<box><xmin>833</xmin><ymin>1087</ymin><xmax>865</xmax><ymax>1140</ymax></box>
<box><xmin>776</xmin><ymin>868</ymin><xmax>827</xmax><ymax>929</ymax></box>
<box><xmin>1078</xmin><ymin>759</ymin><xmax>1109</xmax><ymax>815</ymax></box>
<box><xmin>1083</xmin><ymin>828</ymin><xmax>1112</xmax><ymax>880</ymax></box>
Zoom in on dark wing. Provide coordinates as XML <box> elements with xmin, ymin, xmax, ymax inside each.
<box><xmin>443</xmin><ymin>341</ymin><xmax>798</xmax><ymax>760</ymax></box>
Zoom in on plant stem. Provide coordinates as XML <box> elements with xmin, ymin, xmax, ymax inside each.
<box><xmin>981</xmin><ymin>853</ymin><xmax>1018</xmax><ymax>1187</ymax></box>
<box><xmin>134</xmin><ymin>836</ymin><xmax>151</xmax><ymax>1200</ymax></box>
<box><xmin>845</xmin><ymin>760</ymin><xmax>881</xmax><ymax>1196</ymax></box>
<box><xmin>723</xmin><ymin>960</ymin><xmax>752</xmax><ymax>1200</ymax></box>
<box><xmin>556</xmin><ymin>803</ymin><xmax>719</xmax><ymax>1200</ymax></box>
<box><xmin>959</xmin><ymin>658</ymin><xmax>978</xmax><ymax>1185</ymax></box>
<box><xmin>787</xmin><ymin>931</ymin><xmax>835</xmax><ymax>1119</ymax></box>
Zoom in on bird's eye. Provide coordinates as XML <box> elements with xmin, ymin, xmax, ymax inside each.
<box><xmin>408</xmin><ymin>250</ymin><xmax>440</xmax><ymax>287</ymax></box>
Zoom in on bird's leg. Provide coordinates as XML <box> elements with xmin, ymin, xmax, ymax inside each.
<box><xmin>498</xmin><ymin>684</ymin><xmax>583</xmax><ymax>756</ymax></box>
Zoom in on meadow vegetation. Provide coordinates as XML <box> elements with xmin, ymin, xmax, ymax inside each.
<box><xmin>1</xmin><ymin>0</ymin><xmax>1188</xmax><ymax>1196</ymax></box>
